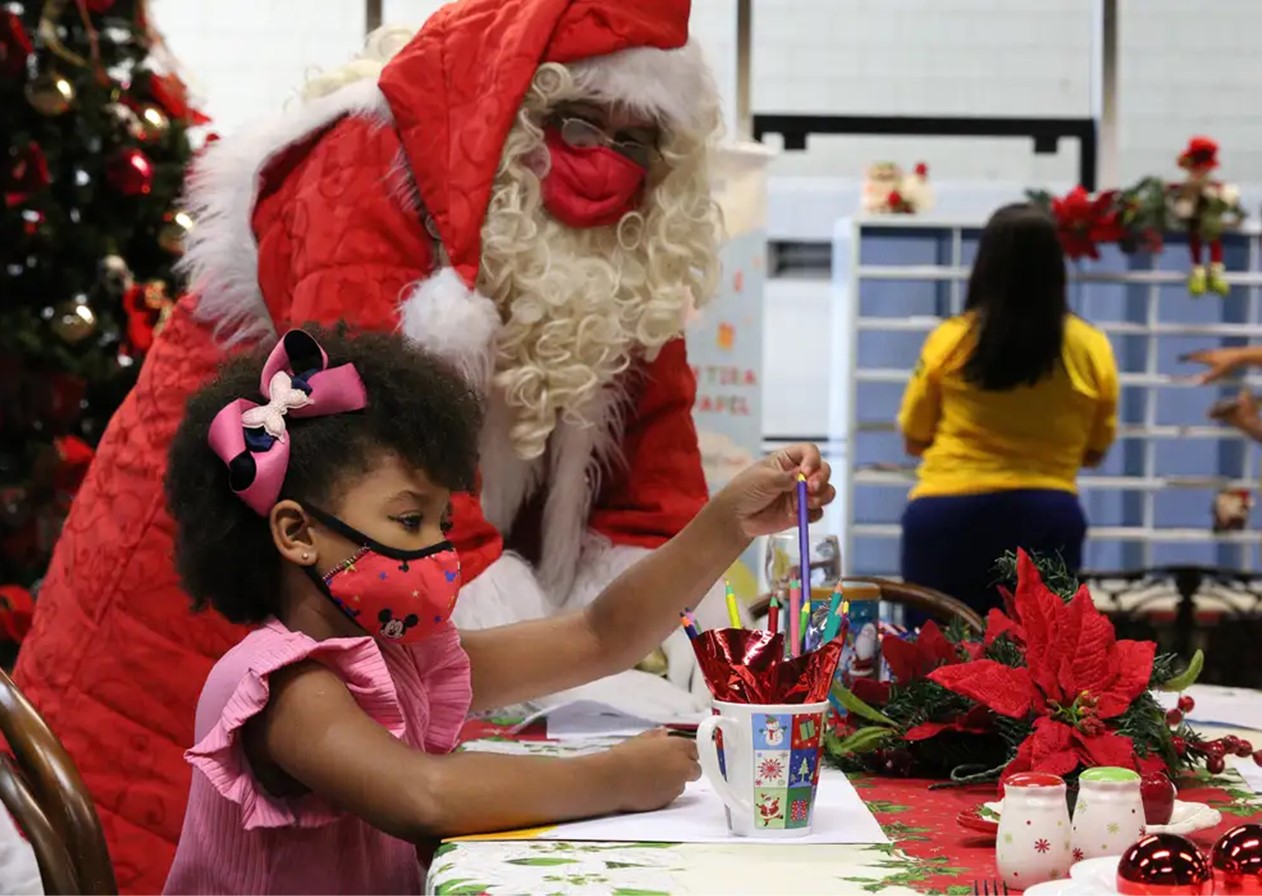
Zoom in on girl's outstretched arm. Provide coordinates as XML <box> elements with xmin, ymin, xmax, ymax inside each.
<box><xmin>247</xmin><ymin>661</ymin><xmax>699</xmax><ymax>841</ymax></box>
<box><xmin>462</xmin><ymin>443</ymin><xmax>834</xmax><ymax>711</ymax></box>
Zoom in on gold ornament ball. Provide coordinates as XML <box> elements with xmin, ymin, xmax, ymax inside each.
<box><xmin>158</xmin><ymin>211</ymin><xmax>194</xmax><ymax>255</ymax></box>
<box><xmin>25</xmin><ymin>73</ymin><xmax>76</xmax><ymax>116</ymax></box>
<box><xmin>51</xmin><ymin>300</ymin><xmax>98</xmax><ymax>345</ymax></box>
<box><xmin>136</xmin><ymin>105</ymin><xmax>171</xmax><ymax>141</ymax></box>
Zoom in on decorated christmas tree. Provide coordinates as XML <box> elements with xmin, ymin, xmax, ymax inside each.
<box><xmin>0</xmin><ymin>0</ymin><xmax>207</xmax><ymax>649</ymax></box>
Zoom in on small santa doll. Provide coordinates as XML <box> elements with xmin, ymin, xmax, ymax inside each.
<box><xmin>1170</xmin><ymin>136</ymin><xmax>1243</xmax><ymax>296</ymax></box>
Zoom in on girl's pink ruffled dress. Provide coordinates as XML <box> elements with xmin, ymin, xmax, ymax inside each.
<box><xmin>164</xmin><ymin>619</ymin><xmax>471</xmax><ymax>894</ymax></box>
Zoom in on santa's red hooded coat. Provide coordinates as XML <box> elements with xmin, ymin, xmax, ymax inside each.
<box><xmin>14</xmin><ymin>1</ymin><xmax>722</xmax><ymax>890</ymax></box>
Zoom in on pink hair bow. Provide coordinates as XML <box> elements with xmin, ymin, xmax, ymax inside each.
<box><xmin>208</xmin><ymin>330</ymin><xmax>368</xmax><ymax>515</ymax></box>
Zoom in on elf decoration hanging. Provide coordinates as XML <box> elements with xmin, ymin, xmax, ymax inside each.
<box><xmin>1170</xmin><ymin>137</ymin><xmax>1244</xmax><ymax>296</ymax></box>
<box><xmin>1027</xmin><ymin>135</ymin><xmax>1245</xmax><ymax>296</ymax></box>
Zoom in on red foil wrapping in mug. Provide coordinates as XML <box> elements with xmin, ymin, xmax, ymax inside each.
<box><xmin>692</xmin><ymin>629</ymin><xmax>843</xmax><ymax>704</ymax></box>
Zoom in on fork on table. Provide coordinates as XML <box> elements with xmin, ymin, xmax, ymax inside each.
<box><xmin>973</xmin><ymin>881</ymin><xmax>1009</xmax><ymax>895</ymax></box>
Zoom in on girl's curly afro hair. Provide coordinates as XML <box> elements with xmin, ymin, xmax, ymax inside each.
<box><xmin>165</xmin><ymin>326</ymin><xmax>482</xmax><ymax>626</ymax></box>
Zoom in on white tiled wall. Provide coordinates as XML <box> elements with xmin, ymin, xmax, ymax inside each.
<box><xmin>157</xmin><ymin>0</ymin><xmax>1262</xmax><ymax>185</ymax></box>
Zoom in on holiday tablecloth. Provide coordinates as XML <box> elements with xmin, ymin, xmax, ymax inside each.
<box><xmin>428</xmin><ymin>720</ymin><xmax>1262</xmax><ymax>895</ymax></box>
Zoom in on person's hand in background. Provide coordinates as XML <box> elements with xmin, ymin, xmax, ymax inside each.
<box><xmin>1182</xmin><ymin>346</ymin><xmax>1262</xmax><ymax>384</ymax></box>
<box><xmin>1209</xmin><ymin>388</ymin><xmax>1262</xmax><ymax>442</ymax></box>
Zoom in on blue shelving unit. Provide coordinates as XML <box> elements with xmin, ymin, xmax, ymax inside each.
<box><xmin>830</xmin><ymin>216</ymin><xmax>1262</xmax><ymax>577</ymax></box>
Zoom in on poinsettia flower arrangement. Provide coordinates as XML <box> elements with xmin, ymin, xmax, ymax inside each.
<box><xmin>824</xmin><ymin>550</ymin><xmax>1222</xmax><ymax>785</ymax></box>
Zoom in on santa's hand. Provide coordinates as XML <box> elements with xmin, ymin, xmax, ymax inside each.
<box><xmin>715</xmin><ymin>443</ymin><xmax>835</xmax><ymax>539</ymax></box>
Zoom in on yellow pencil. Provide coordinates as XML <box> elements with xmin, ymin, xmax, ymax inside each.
<box><xmin>724</xmin><ymin>580</ymin><xmax>742</xmax><ymax>628</ymax></box>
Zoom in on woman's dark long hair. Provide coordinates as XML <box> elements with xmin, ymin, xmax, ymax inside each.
<box><xmin>962</xmin><ymin>203</ymin><xmax>1068</xmax><ymax>391</ymax></box>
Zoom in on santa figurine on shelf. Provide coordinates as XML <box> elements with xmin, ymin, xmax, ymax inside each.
<box><xmin>861</xmin><ymin>161</ymin><xmax>934</xmax><ymax>215</ymax></box>
<box><xmin>1169</xmin><ymin>136</ymin><xmax>1244</xmax><ymax>296</ymax></box>
<box><xmin>13</xmin><ymin>1</ymin><xmax>735</xmax><ymax>891</ymax></box>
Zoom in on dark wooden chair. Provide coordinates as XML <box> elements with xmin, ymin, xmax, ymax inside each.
<box><xmin>0</xmin><ymin>668</ymin><xmax>115</xmax><ymax>894</ymax></box>
<box><xmin>749</xmin><ymin>577</ymin><xmax>985</xmax><ymax>633</ymax></box>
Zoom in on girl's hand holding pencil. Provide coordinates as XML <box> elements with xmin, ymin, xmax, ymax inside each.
<box><xmin>712</xmin><ymin>444</ymin><xmax>834</xmax><ymax>539</ymax></box>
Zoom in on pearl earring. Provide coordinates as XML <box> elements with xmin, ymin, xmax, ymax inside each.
<box><xmin>301</xmin><ymin>552</ymin><xmax>310</xmax><ymax>561</ymax></box>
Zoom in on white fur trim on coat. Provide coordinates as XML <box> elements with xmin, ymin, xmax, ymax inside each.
<box><xmin>397</xmin><ymin>267</ymin><xmax>501</xmax><ymax>390</ymax></box>
<box><xmin>450</xmin><ymin>552</ymin><xmax>550</xmax><ymax>632</ymax></box>
<box><xmin>178</xmin><ymin>78</ymin><xmax>393</xmax><ymax>341</ymax></box>
<box><xmin>568</xmin><ymin>38</ymin><xmax>718</xmax><ymax>134</ymax></box>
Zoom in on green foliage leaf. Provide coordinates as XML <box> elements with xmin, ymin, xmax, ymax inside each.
<box><xmin>831</xmin><ymin>683</ymin><xmax>897</xmax><ymax>727</ymax></box>
<box><xmin>1158</xmin><ymin>650</ymin><xmax>1204</xmax><ymax>692</ymax></box>
<box><xmin>831</xmin><ymin>726</ymin><xmax>896</xmax><ymax>755</ymax></box>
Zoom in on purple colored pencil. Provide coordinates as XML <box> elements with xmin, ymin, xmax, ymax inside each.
<box><xmin>796</xmin><ymin>472</ymin><xmax>811</xmax><ymax>598</ymax></box>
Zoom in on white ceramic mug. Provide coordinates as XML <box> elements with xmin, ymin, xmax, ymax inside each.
<box><xmin>997</xmin><ymin>772</ymin><xmax>1073</xmax><ymax>889</ymax></box>
<box><xmin>1072</xmin><ymin>766</ymin><xmax>1146</xmax><ymax>861</ymax></box>
<box><xmin>696</xmin><ymin>699</ymin><xmax>829</xmax><ymax>838</ymax></box>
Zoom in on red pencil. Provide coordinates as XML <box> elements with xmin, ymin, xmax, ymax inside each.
<box><xmin>768</xmin><ymin>594</ymin><xmax>780</xmax><ymax>635</ymax></box>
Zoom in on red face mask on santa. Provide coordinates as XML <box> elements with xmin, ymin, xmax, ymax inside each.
<box><xmin>541</xmin><ymin>128</ymin><xmax>647</xmax><ymax>229</ymax></box>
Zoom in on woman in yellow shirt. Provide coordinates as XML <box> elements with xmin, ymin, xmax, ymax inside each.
<box><xmin>897</xmin><ymin>203</ymin><xmax>1119</xmax><ymax>616</ymax></box>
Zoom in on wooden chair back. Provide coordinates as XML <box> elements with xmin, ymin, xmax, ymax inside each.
<box><xmin>0</xmin><ymin>668</ymin><xmax>115</xmax><ymax>894</ymax></box>
<box><xmin>750</xmin><ymin>577</ymin><xmax>984</xmax><ymax>633</ymax></box>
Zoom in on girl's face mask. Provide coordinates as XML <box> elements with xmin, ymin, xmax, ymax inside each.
<box><xmin>303</xmin><ymin>506</ymin><xmax>461</xmax><ymax>645</ymax></box>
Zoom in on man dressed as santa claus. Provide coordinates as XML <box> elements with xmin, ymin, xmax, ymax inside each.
<box><xmin>13</xmin><ymin>0</ymin><xmax>734</xmax><ymax>890</ymax></box>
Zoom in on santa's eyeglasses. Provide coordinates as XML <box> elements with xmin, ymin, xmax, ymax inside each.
<box><xmin>550</xmin><ymin>116</ymin><xmax>657</xmax><ymax>169</ymax></box>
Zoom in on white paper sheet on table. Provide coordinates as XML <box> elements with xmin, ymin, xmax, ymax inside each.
<box><xmin>508</xmin><ymin>669</ymin><xmax>708</xmax><ymax>739</ymax></box>
<box><xmin>1154</xmin><ymin>684</ymin><xmax>1262</xmax><ymax>732</ymax></box>
<box><xmin>1230</xmin><ymin>757</ymin><xmax>1262</xmax><ymax>794</ymax></box>
<box><xmin>541</xmin><ymin>700</ymin><xmax>704</xmax><ymax>740</ymax></box>
<box><xmin>448</xmin><ymin>768</ymin><xmax>889</xmax><ymax>846</ymax></box>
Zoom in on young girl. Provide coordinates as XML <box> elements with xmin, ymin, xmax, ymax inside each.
<box><xmin>162</xmin><ymin>328</ymin><xmax>832</xmax><ymax>894</ymax></box>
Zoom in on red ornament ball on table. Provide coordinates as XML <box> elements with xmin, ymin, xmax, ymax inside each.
<box><xmin>1212</xmin><ymin>824</ymin><xmax>1262</xmax><ymax>895</ymax></box>
<box><xmin>1117</xmin><ymin>833</ymin><xmax>1212</xmax><ymax>896</ymax></box>
<box><xmin>105</xmin><ymin>148</ymin><xmax>153</xmax><ymax>196</ymax></box>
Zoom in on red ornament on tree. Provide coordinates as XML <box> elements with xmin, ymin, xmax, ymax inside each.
<box><xmin>105</xmin><ymin>148</ymin><xmax>154</xmax><ymax>196</ymax></box>
<box><xmin>0</xmin><ymin>10</ymin><xmax>33</xmax><ymax>79</ymax></box>
<box><xmin>1212</xmin><ymin>825</ymin><xmax>1262</xmax><ymax>895</ymax></box>
<box><xmin>1118</xmin><ymin>834</ymin><xmax>1213</xmax><ymax>896</ymax></box>
<box><xmin>5</xmin><ymin>141</ymin><xmax>51</xmax><ymax>208</ymax></box>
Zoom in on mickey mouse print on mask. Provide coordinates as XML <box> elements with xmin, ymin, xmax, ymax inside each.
<box><xmin>304</xmin><ymin>506</ymin><xmax>462</xmax><ymax>646</ymax></box>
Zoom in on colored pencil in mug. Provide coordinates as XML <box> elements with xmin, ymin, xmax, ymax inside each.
<box><xmin>768</xmin><ymin>593</ymin><xmax>780</xmax><ymax>636</ymax></box>
<box><xmin>679</xmin><ymin>610</ymin><xmax>700</xmax><ymax>640</ymax></box>
<box><xmin>795</xmin><ymin>471</ymin><xmax>811</xmax><ymax>587</ymax></box>
<box><xmin>724</xmin><ymin>580</ymin><xmax>742</xmax><ymax>629</ymax></box>
<box><xmin>798</xmin><ymin>602</ymin><xmax>811</xmax><ymax>654</ymax></box>
<box><xmin>821</xmin><ymin>587</ymin><xmax>844</xmax><ymax>642</ymax></box>
<box><xmin>788</xmin><ymin>578</ymin><xmax>802</xmax><ymax>658</ymax></box>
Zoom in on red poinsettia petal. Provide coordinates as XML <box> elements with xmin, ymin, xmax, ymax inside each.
<box><xmin>850</xmin><ymin>677</ymin><xmax>891</xmax><ymax>706</ymax></box>
<box><xmin>1013</xmin><ymin>550</ymin><xmax>1068</xmax><ymax>704</ymax></box>
<box><xmin>1074</xmin><ymin>728</ymin><xmax>1140</xmax><ymax>770</ymax></box>
<box><xmin>882</xmin><ymin>633</ymin><xmax>924</xmax><ymax>683</ymax></box>
<box><xmin>929</xmin><ymin>660</ymin><xmax>1037</xmax><ymax>718</ymax></box>
<box><xmin>904</xmin><ymin>705</ymin><xmax>992</xmax><ymax>742</ymax></box>
<box><xmin>904</xmin><ymin>721</ymin><xmax>952</xmax><ymax>741</ymax></box>
<box><xmin>1010</xmin><ymin>717</ymin><xmax>1080</xmax><ymax>778</ymax></box>
<box><xmin>983</xmin><ymin>608</ymin><xmax>1024</xmax><ymax>647</ymax></box>
<box><xmin>1094</xmin><ymin>639</ymin><xmax>1157</xmax><ymax>719</ymax></box>
<box><xmin>918</xmin><ymin>625</ymin><xmax>954</xmax><ymax>666</ymax></box>
<box><xmin>998</xmin><ymin>585</ymin><xmax>1020</xmax><ymax>623</ymax></box>
<box><xmin>1050</xmin><ymin>588</ymin><xmax>1118</xmax><ymax>701</ymax></box>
